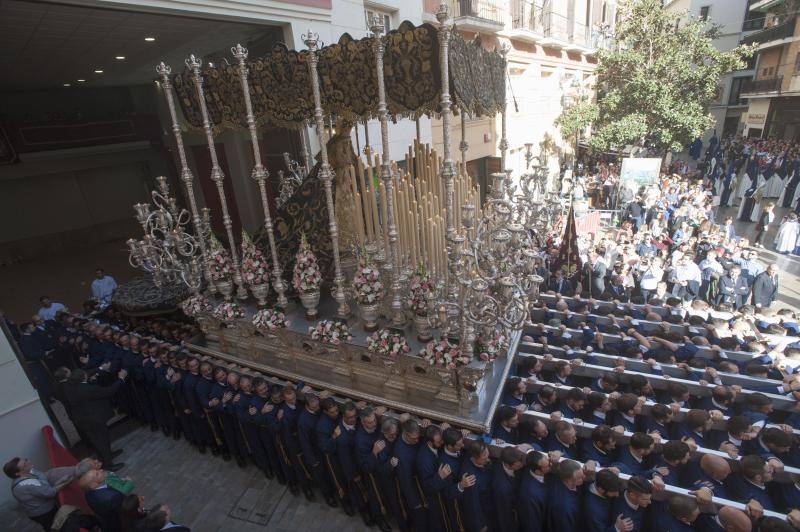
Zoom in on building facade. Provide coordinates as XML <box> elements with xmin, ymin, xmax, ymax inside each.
<box><xmin>421</xmin><ymin>0</ymin><xmax>617</xmax><ymax>189</ymax></box>
<box><xmin>741</xmin><ymin>0</ymin><xmax>800</xmax><ymax>139</ymax></box>
<box><xmin>664</xmin><ymin>0</ymin><xmax>764</xmax><ymax>141</ymax></box>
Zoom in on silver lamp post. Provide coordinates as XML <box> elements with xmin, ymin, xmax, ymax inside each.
<box><xmin>304</xmin><ymin>30</ymin><xmax>349</xmax><ymax>319</ymax></box>
<box><xmin>186</xmin><ymin>54</ymin><xmax>248</xmax><ymax>300</ymax></box>
<box><xmin>231</xmin><ymin>44</ymin><xmax>289</xmax><ymax>309</ymax></box>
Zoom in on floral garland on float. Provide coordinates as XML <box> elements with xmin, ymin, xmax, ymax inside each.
<box><xmin>309</xmin><ymin>319</ymin><xmax>353</xmax><ymax>346</ymax></box>
<box><xmin>475</xmin><ymin>329</ymin><xmax>508</xmax><ymax>362</ymax></box>
<box><xmin>367</xmin><ymin>328</ymin><xmax>410</xmax><ymax>359</ymax></box>
<box><xmin>419</xmin><ymin>337</ymin><xmax>471</xmax><ymax>369</ymax></box>
<box><xmin>181</xmin><ymin>294</ymin><xmax>212</xmax><ymax>317</ymax></box>
<box><xmin>208</xmin><ymin>235</ymin><xmax>235</xmax><ymax>300</ymax></box>
<box><xmin>293</xmin><ymin>233</ymin><xmax>323</xmax><ymax>319</ymax></box>
<box><xmin>213</xmin><ymin>301</ymin><xmax>246</xmax><ymax>323</ymax></box>
<box><xmin>240</xmin><ymin>231</ymin><xmax>270</xmax><ymax>307</ymax></box>
<box><xmin>252</xmin><ymin>308</ymin><xmax>290</xmax><ymax>332</ymax></box>
<box><xmin>407</xmin><ymin>265</ymin><xmax>435</xmax><ymax>341</ymax></box>
<box><xmin>352</xmin><ymin>254</ymin><xmax>384</xmax><ymax>332</ymax></box>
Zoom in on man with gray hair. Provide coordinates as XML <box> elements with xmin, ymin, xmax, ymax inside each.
<box><xmin>4</xmin><ymin>457</ymin><xmax>75</xmax><ymax>530</ymax></box>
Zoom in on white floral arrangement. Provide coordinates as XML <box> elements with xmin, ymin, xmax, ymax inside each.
<box><xmin>352</xmin><ymin>255</ymin><xmax>384</xmax><ymax>305</ymax></box>
<box><xmin>293</xmin><ymin>233</ymin><xmax>322</xmax><ymax>293</ymax></box>
<box><xmin>406</xmin><ymin>266</ymin><xmax>434</xmax><ymax>315</ymax></box>
<box><xmin>241</xmin><ymin>231</ymin><xmax>270</xmax><ymax>287</ymax></box>
<box><xmin>208</xmin><ymin>236</ymin><xmax>233</xmax><ymax>282</ymax></box>
<box><xmin>367</xmin><ymin>328</ymin><xmax>410</xmax><ymax>358</ymax></box>
<box><xmin>309</xmin><ymin>319</ymin><xmax>353</xmax><ymax>345</ymax></box>
<box><xmin>181</xmin><ymin>294</ymin><xmax>212</xmax><ymax>317</ymax></box>
<box><xmin>252</xmin><ymin>308</ymin><xmax>290</xmax><ymax>331</ymax></box>
<box><xmin>419</xmin><ymin>337</ymin><xmax>471</xmax><ymax>369</ymax></box>
<box><xmin>476</xmin><ymin>330</ymin><xmax>508</xmax><ymax>362</ymax></box>
<box><xmin>212</xmin><ymin>301</ymin><xmax>245</xmax><ymax>323</ymax></box>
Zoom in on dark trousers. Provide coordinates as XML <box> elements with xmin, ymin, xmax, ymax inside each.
<box><xmin>755</xmin><ymin>226</ymin><xmax>769</xmax><ymax>245</ymax></box>
<box><xmin>243</xmin><ymin>423</ymin><xmax>271</xmax><ymax>474</ymax></box>
<box><xmin>29</xmin><ymin>504</ymin><xmax>59</xmax><ymax>531</ymax></box>
<box><xmin>257</xmin><ymin>426</ymin><xmax>285</xmax><ymax>480</ymax></box>
<box><xmin>190</xmin><ymin>412</ymin><xmax>214</xmax><ymax>447</ymax></box>
<box><xmin>424</xmin><ymin>491</ymin><xmax>447</xmax><ymax>532</ymax></box>
<box><xmin>79</xmin><ymin>419</ymin><xmax>113</xmax><ymax>465</ymax></box>
<box><xmin>221</xmin><ymin>413</ymin><xmax>248</xmax><ymax>459</ymax></box>
<box><xmin>303</xmin><ymin>457</ymin><xmax>335</xmax><ymax>499</ymax></box>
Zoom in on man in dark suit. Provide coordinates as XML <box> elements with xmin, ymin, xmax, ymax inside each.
<box><xmin>752</xmin><ymin>264</ymin><xmax>779</xmax><ymax>309</ymax></box>
<box><xmin>79</xmin><ymin>469</ymin><xmax>124</xmax><ymax>532</ymax></box>
<box><xmin>585</xmin><ymin>252</ymin><xmax>607</xmax><ymax>298</ymax></box>
<box><xmin>64</xmin><ymin>368</ymin><xmax>127</xmax><ymax>471</ymax></box>
<box><xmin>18</xmin><ymin>322</ymin><xmax>53</xmax><ymax>400</ymax></box>
<box><xmin>142</xmin><ymin>503</ymin><xmax>191</xmax><ymax>531</ymax></box>
<box><xmin>550</xmin><ymin>269</ymin><xmax>575</xmax><ymax>296</ymax></box>
<box><xmin>717</xmin><ymin>265</ymin><xmax>750</xmax><ymax>309</ymax></box>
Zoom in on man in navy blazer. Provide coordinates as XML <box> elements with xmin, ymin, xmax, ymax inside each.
<box><xmin>79</xmin><ymin>469</ymin><xmax>124</xmax><ymax>532</ymax></box>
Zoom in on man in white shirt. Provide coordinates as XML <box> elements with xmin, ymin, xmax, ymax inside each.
<box><xmin>91</xmin><ymin>268</ymin><xmax>118</xmax><ymax>306</ymax></box>
<box><xmin>37</xmin><ymin>296</ymin><xmax>66</xmax><ymax>321</ymax></box>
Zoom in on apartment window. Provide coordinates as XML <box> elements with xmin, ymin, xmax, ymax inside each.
<box><xmin>699</xmin><ymin>6</ymin><xmax>710</xmax><ymax>21</ymax></box>
<box><xmin>795</xmin><ymin>52</ymin><xmax>800</xmax><ymax>73</ymax></box>
<box><xmin>728</xmin><ymin>77</ymin><xmax>746</xmax><ymax>105</ymax></box>
<box><xmin>365</xmin><ymin>8</ymin><xmax>391</xmax><ymax>33</ymax></box>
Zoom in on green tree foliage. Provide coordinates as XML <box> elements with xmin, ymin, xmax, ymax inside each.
<box><xmin>561</xmin><ymin>0</ymin><xmax>755</xmax><ymax>154</ymax></box>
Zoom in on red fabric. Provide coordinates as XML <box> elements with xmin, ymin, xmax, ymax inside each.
<box><xmin>41</xmin><ymin>426</ymin><xmax>93</xmax><ymax>514</ymax></box>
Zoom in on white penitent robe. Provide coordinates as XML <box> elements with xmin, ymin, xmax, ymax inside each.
<box><xmin>764</xmin><ymin>172</ymin><xmax>785</xmax><ymax>199</ymax></box>
<box><xmin>775</xmin><ymin>220</ymin><xmax>800</xmax><ymax>253</ymax></box>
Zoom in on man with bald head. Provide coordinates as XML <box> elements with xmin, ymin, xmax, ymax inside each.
<box><xmin>692</xmin><ymin>454</ymin><xmax>731</xmax><ymax>499</ymax></box>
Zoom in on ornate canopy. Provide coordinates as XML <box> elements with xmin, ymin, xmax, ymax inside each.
<box><xmin>172</xmin><ymin>21</ymin><xmax>506</xmax><ymax>131</ymax></box>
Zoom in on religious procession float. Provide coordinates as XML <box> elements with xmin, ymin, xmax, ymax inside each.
<box><xmin>116</xmin><ymin>2</ymin><xmax>564</xmax><ymax>433</ymax></box>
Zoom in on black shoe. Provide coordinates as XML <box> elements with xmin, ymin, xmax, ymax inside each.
<box><xmin>288</xmin><ymin>483</ymin><xmax>300</xmax><ymax>497</ymax></box>
<box><xmin>211</xmin><ymin>446</ymin><xmax>220</xmax><ymax>457</ymax></box>
<box><xmin>222</xmin><ymin>451</ymin><xmax>231</xmax><ymax>462</ymax></box>
<box><xmin>111</xmin><ymin>449</ymin><xmax>123</xmax><ymax>458</ymax></box>
<box><xmin>172</xmin><ymin>431</ymin><xmax>181</xmax><ymax>441</ymax></box>
<box><xmin>342</xmin><ymin>501</ymin><xmax>355</xmax><ymax>516</ymax></box>
<box><xmin>325</xmin><ymin>495</ymin><xmax>338</xmax><ymax>508</ymax></box>
<box><xmin>360</xmin><ymin>511</ymin><xmax>373</xmax><ymax>527</ymax></box>
<box><xmin>150</xmin><ymin>423</ymin><xmax>159</xmax><ymax>432</ymax></box>
<box><xmin>276</xmin><ymin>475</ymin><xmax>286</xmax><ymax>485</ymax></box>
<box><xmin>303</xmin><ymin>486</ymin><xmax>315</xmax><ymax>502</ymax></box>
<box><xmin>106</xmin><ymin>462</ymin><xmax>125</xmax><ymax>472</ymax></box>
<box><xmin>236</xmin><ymin>456</ymin><xmax>247</xmax><ymax>469</ymax></box>
<box><xmin>162</xmin><ymin>427</ymin><xmax>171</xmax><ymax>437</ymax></box>
<box><xmin>376</xmin><ymin>518</ymin><xmax>392</xmax><ymax>532</ymax></box>
<box><xmin>264</xmin><ymin>468</ymin><xmax>275</xmax><ymax>479</ymax></box>
<box><xmin>198</xmin><ymin>445</ymin><xmax>207</xmax><ymax>454</ymax></box>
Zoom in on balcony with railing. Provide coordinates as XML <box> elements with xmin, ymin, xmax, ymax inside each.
<box><xmin>448</xmin><ymin>0</ymin><xmax>505</xmax><ymax>32</ymax></box>
<box><xmin>741</xmin><ymin>16</ymin><xmax>796</xmax><ymax>47</ymax></box>
<box><xmin>740</xmin><ymin>76</ymin><xmax>783</xmax><ymax>95</ymax></box>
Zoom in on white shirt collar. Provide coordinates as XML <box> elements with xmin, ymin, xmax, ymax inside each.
<box><xmin>444</xmin><ymin>448</ymin><xmax>460</xmax><ymax>458</ymax></box>
<box><xmin>502</xmin><ymin>464</ymin><xmax>515</xmax><ymax>478</ymax></box>
<box><xmin>531</xmin><ymin>471</ymin><xmax>545</xmax><ymax>483</ymax></box>
<box><xmin>628</xmin><ymin>448</ymin><xmax>643</xmax><ymax>463</ymax></box>
<box><xmin>594</xmin><ymin>411</ymin><xmax>606</xmax><ymax>420</ymax></box>
<box><xmin>622</xmin><ymin>413</ymin><xmax>635</xmax><ymax>423</ymax></box>
<box><xmin>727</xmin><ymin>434</ymin><xmax>742</xmax><ymax>446</ymax></box>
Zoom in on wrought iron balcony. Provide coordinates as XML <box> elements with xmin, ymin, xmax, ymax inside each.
<box><xmin>740</xmin><ymin>76</ymin><xmax>783</xmax><ymax>94</ymax></box>
<box><xmin>741</xmin><ymin>16</ymin><xmax>796</xmax><ymax>46</ymax></box>
<box><xmin>450</xmin><ymin>0</ymin><xmax>504</xmax><ymax>27</ymax></box>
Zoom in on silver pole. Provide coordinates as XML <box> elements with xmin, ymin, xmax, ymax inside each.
<box><xmin>370</xmin><ymin>15</ymin><xmax>405</xmax><ymax>327</ymax></box>
<box><xmin>155</xmin><ymin>62</ymin><xmax>216</xmax><ymax>294</ymax></box>
<box><xmin>303</xmin><ymin>31</ymin><xmax>349</xmax><ymax>319</ymax></box>
<box><xmin>187</xmin><ymin>55</ymin><xmax>248</xmax><ymax>300</ymax></box>
<box><xmin>231</xmin><ymin>44</ymin><xmax>289</xmax><ymax>309</ymax></box>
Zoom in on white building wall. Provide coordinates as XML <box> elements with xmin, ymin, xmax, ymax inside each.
<box><xmin>0</xmin><ymin>328</ymin><xmax>57</xmax><ymax>507</ymax></box>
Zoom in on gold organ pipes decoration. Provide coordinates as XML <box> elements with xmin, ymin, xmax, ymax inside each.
<box><xmin>186</xmin><ymin>54</ymin><xmax>248</xmax><ymax>301</ymax></box>
<box><xmin>156</xmin><ymin>62</ymin><xmax>215</xmax><ymax>293</ymax></box>
<box><xmin>231</xmin><ymin>44</ymin><xmax>289</xmax><ymax>310</ymax></box>
<box><xmin>304</xmin><ymin>30</ymin><xmax>349</xmax><ymax>319</ymax></box>
<box><xmin>369</xmin><ymin>14</ymin><xmax>404</xmax><ymax>327</ymax></box>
